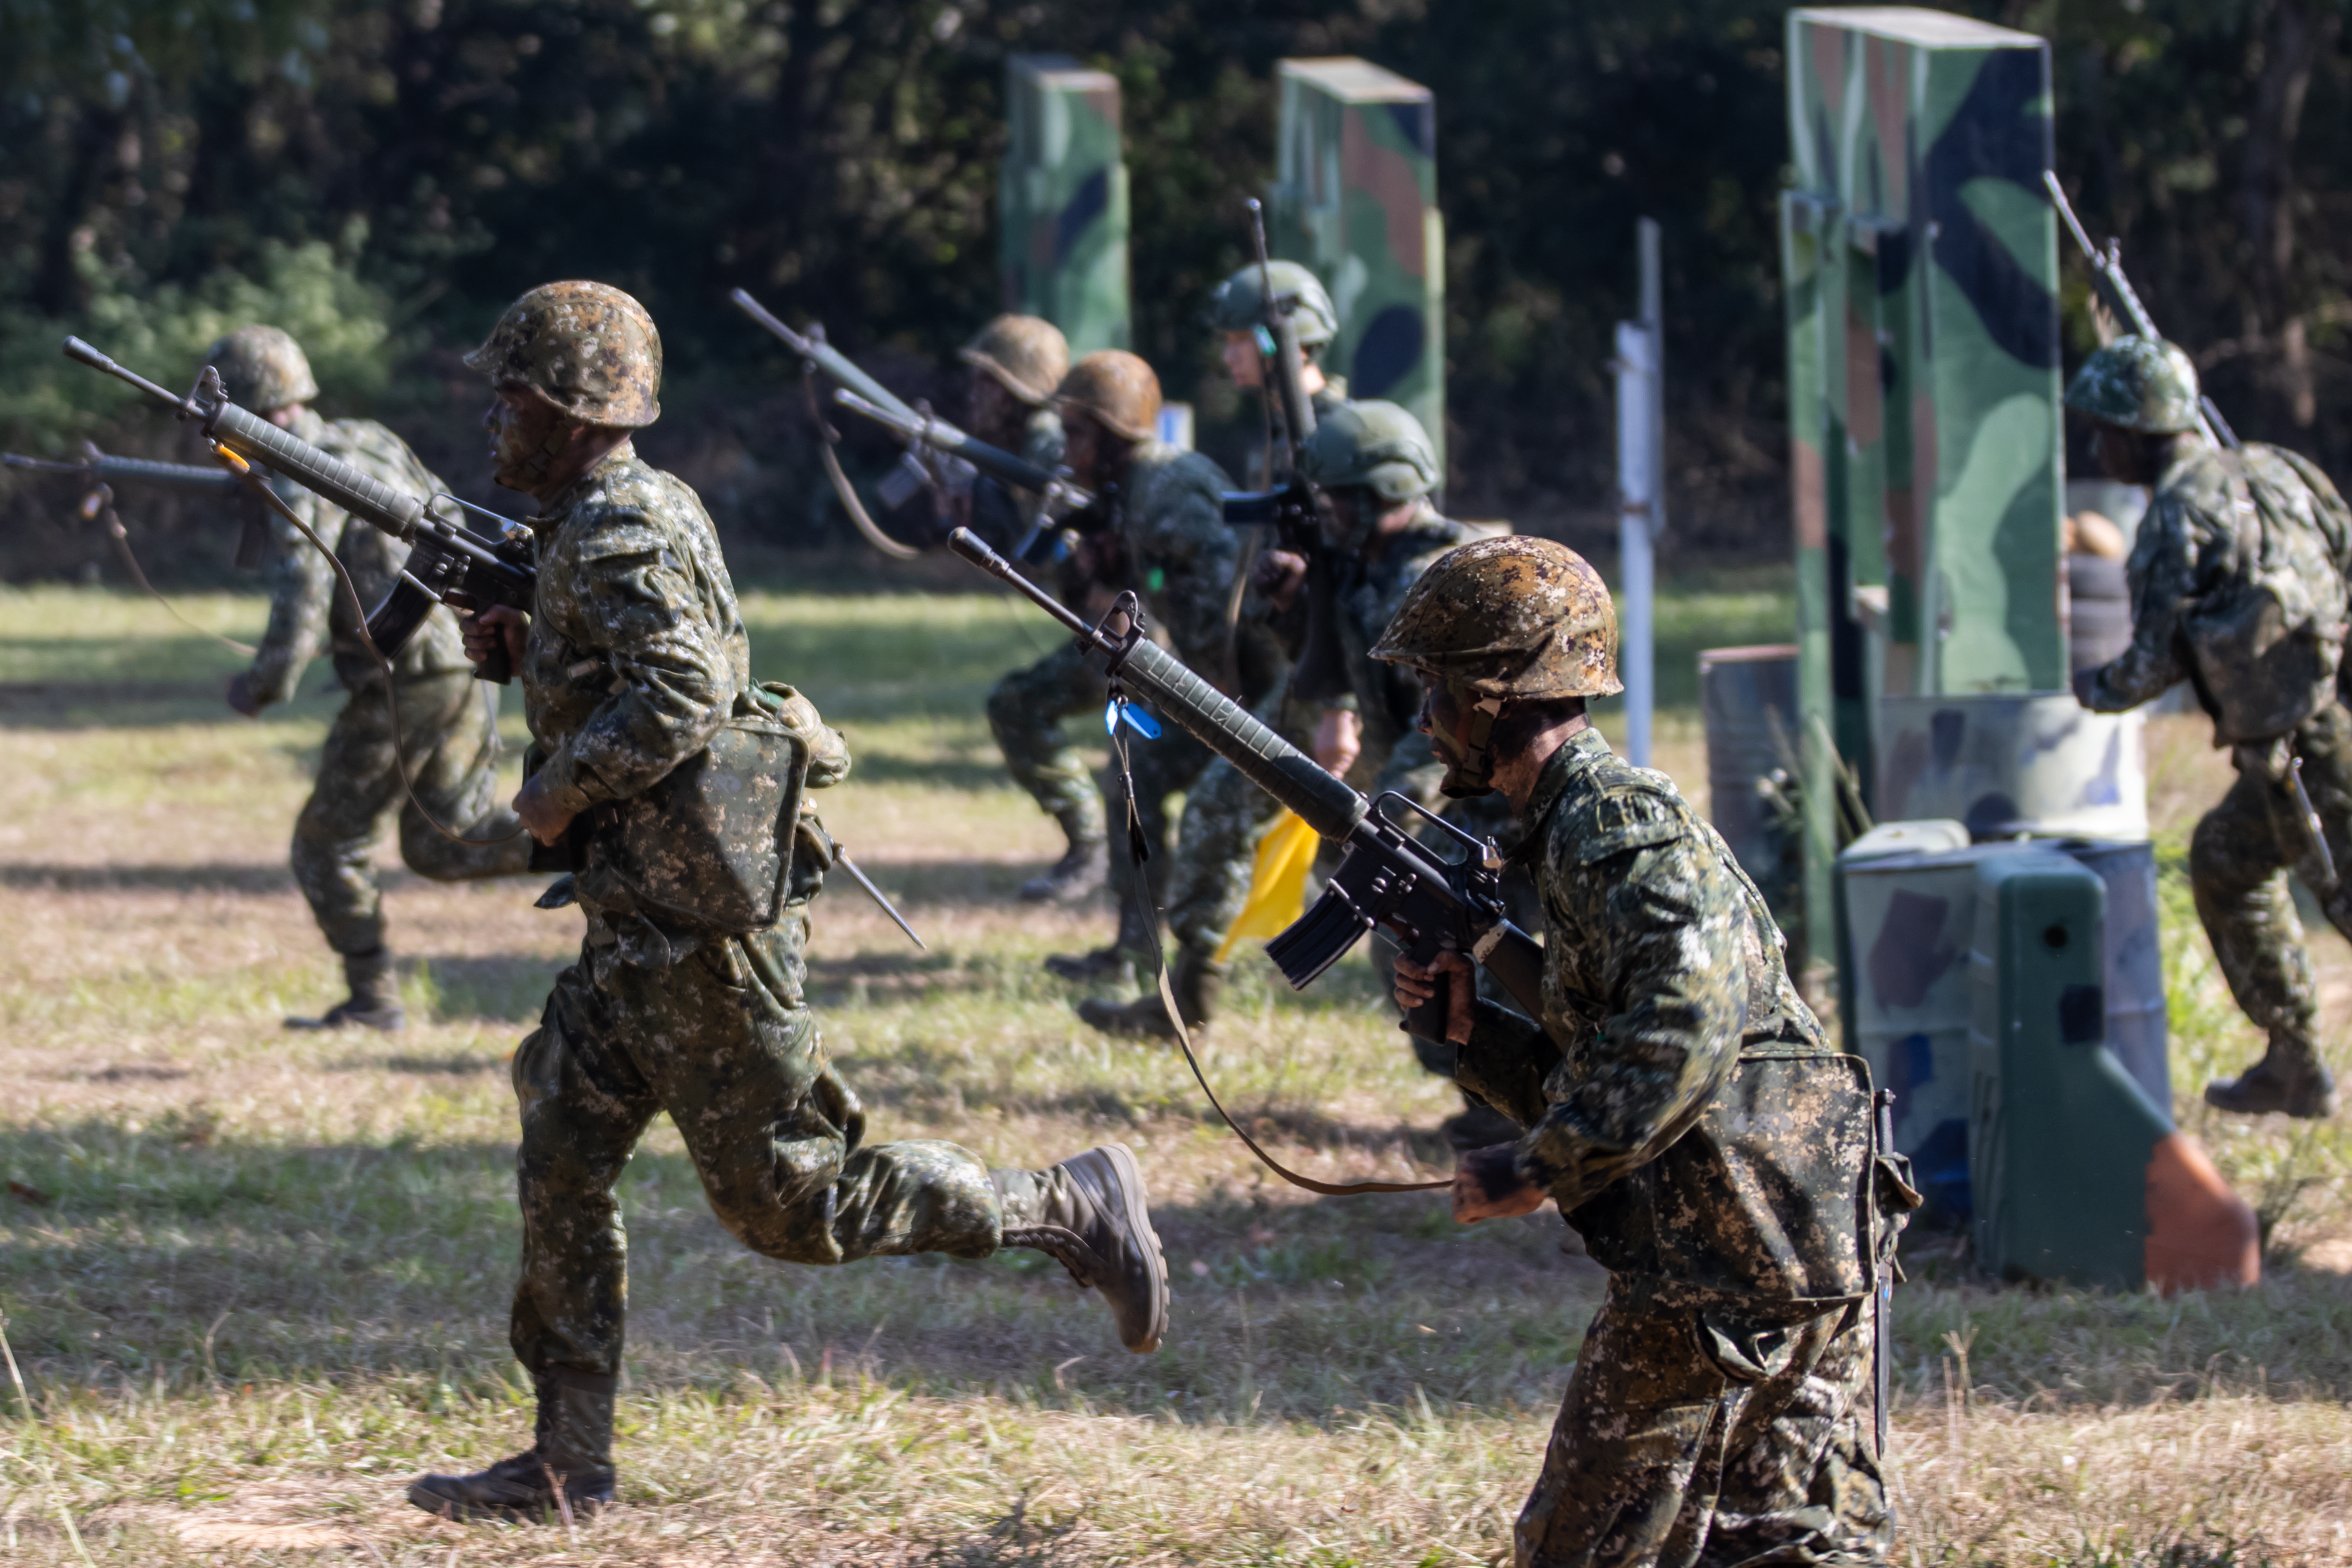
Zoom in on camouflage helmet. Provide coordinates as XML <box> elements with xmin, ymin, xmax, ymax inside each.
<box><xmin>463</xmin><ymin>281</ymin><xmax>662</xmax><ymax>429</ymax></box>
<box><xmin>959</xmin><ymin>314</ymin><xmax>1069</xmax><ymax>407</ymax></box>
<box><xmin>203</xmin><ymin>326</ymin><xmax>318</xmax><ymax>412</ymax></box>
<box><xmin>1300</xmin><ymin>400</ymin><xmax>1440</xmax><ymax>504</ymax></box>
<box><xmin>2063</xmin><ymin>335</ymin><xmax>2201</xmax><ymax>436</ymax></box>
<box><xmin>1371</xmin><ymin>536</ymin><xmax>1623</xmax><ymax>701</ymax></box>
<box><xmin>1053</xmin><ymin>350</ymin><xmax>1161</xmax><ymax>442</ymax></box>
<box><xmin>1208</xmin><ymin>261</ymin><xmax>1339</xmax><ymax>349</ymax></box>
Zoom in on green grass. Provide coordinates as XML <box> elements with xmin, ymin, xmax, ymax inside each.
<box><xmin>0</xmin><ymin>579</ymin><xmax>2348</xmax><ymax>1566</ymax></box>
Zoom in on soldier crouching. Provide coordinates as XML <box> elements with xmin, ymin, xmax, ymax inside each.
<box><xmin>1379</xmin><ymin>538</ymin><xmax>1915</xmax><ymax>1567</ymax></box>
<box><xmin>406</xmin><ymin>281</ymin><xmax>1169</xmax><ymax>1522</ymax></box>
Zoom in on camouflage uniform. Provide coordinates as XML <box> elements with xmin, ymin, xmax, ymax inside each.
<box><xmin>1451</xmin><ymin>729</ymin><xmax>1891</xmax><ymax>1568</ymax></box>
<box><xmin>2079</xmin><ymin>437</ymin><xmax>2352</xmax><ymax>1109</ymax></box>
<box><xmin>509</xmin><ymin>442</ymin><xmax>1007</xmax><ymax>1382</ymax></box>
<box><xmin>249</xmin><ymin>406</ymin><xmax>529</xmax><ymax>958</ymax></box>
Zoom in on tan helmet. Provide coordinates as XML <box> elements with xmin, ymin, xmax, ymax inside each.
<box><xmin>1053</xmin><ymin>349</ymin><xmax>1161</xmax><ymax>442</ymax></box>
<box><xmin>463</xmin><ymin>281</ymin><xmax>662</xmax><ymax>429</ymax></box>
<box><xmin>959</xmin><ymin>314</ymin><xmax>1070</xmax><ymax>407</ymax></box>
<box><xmin>203</xmin><ymin>326</ymin><xmax>318</xmax><ymax>412</ymax></box>
<box><xmin>1371</xmin><ymin>536</ymin><xmax>1623</xmax><ymax>700</ymax></box>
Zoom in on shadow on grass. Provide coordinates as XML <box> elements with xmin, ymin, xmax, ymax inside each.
<box><xmin>0</xmin><ymin>861</ymin><xmax>296</xmax><ymax>894</ymax></box>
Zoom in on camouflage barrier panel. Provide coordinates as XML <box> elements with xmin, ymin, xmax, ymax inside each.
<box><xmin>1268</xmin><ymin>57</ymin><xmax>1445</xmax><ymax>479</ymax></box>
<box><xmin>1781</xmin><ymin>7</ymin><xmax>2066</xmax><ymax>984</ymax></box>
<box><xmin>1001</xmin><ymin>55</ymin><xmax>1131</xmax><ymax>356</ymax></box>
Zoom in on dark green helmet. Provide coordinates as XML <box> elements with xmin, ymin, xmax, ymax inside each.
<box><xmin>1299</xmin><ymin>400</ymin><xmax>1439</xmax><ymax>504</ymax></box>
<box><xmin>2064</xmin><ymin>335</ymin><xmax>2201</xmax><ymax>435</ymax></box>
<box><xmin>1207</xmin><ymin>261</ymin><xmax>1338</xmax><ymax>349</ymax></box>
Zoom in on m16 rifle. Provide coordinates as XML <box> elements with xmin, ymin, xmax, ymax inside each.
<box><xmin>7</xmin><ymin>444</ymin><xmax>265</xmax><ymax>569</ymax></box>
<box><xmin>831</xmin><ymin>388</ymin><xmax>1099</xmax><ymax>561</ymax></box>
<box><xmin>61</xmin><ymin>336</ymin><xmax>536</xmax><ymax>681</ymax></box>
<box><xmin>2044</xmin><ymin>172</ymin><xmax>2238</xmax><ymax>450</ymax></box>
<box><xmin>950</xmin><ymin>524</ymin><xmax>1543</xmax><ymax>1041</ymax></box>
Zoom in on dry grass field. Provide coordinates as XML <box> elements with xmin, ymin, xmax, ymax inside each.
<box><xmin>2</xmin><ymin>581</ymin><xmax>2350</xmax><ymax>1566</ymax></box>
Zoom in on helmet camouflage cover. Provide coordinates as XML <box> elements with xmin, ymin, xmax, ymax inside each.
<box><xmin>959</xmin><ymin>314</ymin><xmax>1070</xmax><ymax>406</ymax></box>
<box><xmin>1053</xmin><ymin>349</ymin><xmax>1162</xmax><ymax>442</ymax></box>
<box><xmin>2064</xmin><ymin>335</ymin><xmax>2201</xmax><ymax>436</ymax></box>
<box><xmin>1207</xmin><ymin>260</ymin><xmax>1339</xmax><ymax>349</ymax></box>
<box><xmin>463</xmin><ymin>280</ymin><xmax>662</xmax><ymax>429</ymax></box>
<box><xmin>1371</xmin><ymin>536</ymin><xmax>1623</xmax><ymax>700</ymax></box>
<box><xmin>1300</xmin><ymin>399</ymin><xmax>1439</xmax><ymax>504</ymax></box>
<box><xmin>203</xmin><ymin>325</ymin><xmax>318</xmax><ymax>412</ymax></box>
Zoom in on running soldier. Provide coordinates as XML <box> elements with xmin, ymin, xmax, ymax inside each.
<box><xmin>1383</xmin><ymin>537</ymin><xmax>1910</xmax><ymax>1567</ymax></box>
<box><xmin>208</xmin><ymin>326</ymin><xmax>530</xmax><ymax>1031</ymax></box>
<box><xmin>2070</xmin><ymin>336</ymin><xmax>2352</xmax><ymax>1118</ymax></box>
<box><xmin>406</xmin><ymin>283</ymin><xmax>1168</xmax><ymax>1522</ymax></box>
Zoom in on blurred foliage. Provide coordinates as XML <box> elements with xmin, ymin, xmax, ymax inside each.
<box><xmin>1</xmin><ymin>0</ymin><xmax>2349</xmax><ymax>581</ymax></box>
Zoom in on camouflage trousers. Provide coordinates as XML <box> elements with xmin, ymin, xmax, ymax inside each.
<box><xmin>987</xmin><ymin>641</ymin><xmax>1108</xmax><ymax>847</ymax></box>
<box><xmin>2190</xmin><ymin>701</ymin><xmax>2352</xmax><ymax>1076</ymax></box>
<box><xmin>509</xmin><ymin>902</ymin><xmax>1001</xmax><ymax>1381</ymax></box>
<box><xmin>1516</xmin><ymin>1274</ymin><xmax>1889</xmax><ymax>1568</ymax></box>
<box><xmin>292</xmin><ymin>671</ymin><xmax>531</xmax><ymax>956</ymax></box>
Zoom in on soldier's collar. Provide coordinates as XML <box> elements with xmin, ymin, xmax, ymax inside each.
<box><xmin>1516</xmin><ymin>727</ymin><xmax>1613</xmax><ymax>841</ymax></box>
<box><xmin>535</xmin><ymin>439</ymin><xmax>638</xmax><ymax>523</ymax></box>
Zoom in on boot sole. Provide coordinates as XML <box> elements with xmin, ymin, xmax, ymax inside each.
<box><xmin>1089</xmin><ymin>1142</ymin><xmax>1169</xmax><ymax>1354</ymax></box>
<box><xmin>406</xmin><ymin>1479</ymin><xmax>614</xmax><ymax>1522</ymax></box>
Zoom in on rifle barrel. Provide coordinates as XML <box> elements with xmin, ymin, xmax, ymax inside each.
<box><xmin>729</xmin><ymin>289</ymin><xmax>920</xmax><ymax>423</ymax></box>
<box><xmin>6</xmin><ymin>451</ymin><xmax>244</xmax><ymax>492</ymax></box>
<box><xmin>834</xmin><ymin>389</ymin><xmax>1083</xmax><ymax>502</ymax></box>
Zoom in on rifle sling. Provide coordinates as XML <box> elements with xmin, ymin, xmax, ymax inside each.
<box><xmin>85</xmin><ymin>482</ymin><xmax>258</xmax><ymax>658</ymax></box>
<box><xmin>805</xmin><ymin>365</ymin><xmax>921</xmax><ymax>561</ymax></box>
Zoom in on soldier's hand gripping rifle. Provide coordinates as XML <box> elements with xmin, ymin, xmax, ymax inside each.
<box><xmin>950</xmin><ymin>524</ymin><xmax>1544</xmax><ymax>1038</ymax></box>
<box><xmin>2044</xmin><ymin>172</ymin><xmax>2238</xmax><ymax>450</ymax></box>
<box><xmin>60</xmin><ymin>336</ymin><xmax>537</xmax><ymax>681</ymax></box>
<box><xmin>831</xmin><ymin>388</ymin><xmax>1099</xmax><ymax>561</ymax></box>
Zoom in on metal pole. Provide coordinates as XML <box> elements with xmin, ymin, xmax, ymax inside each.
<box><xmin>1616</xmin><ymin>219</ymin><xmax>1664</xmax><ymax>767</ymax></box>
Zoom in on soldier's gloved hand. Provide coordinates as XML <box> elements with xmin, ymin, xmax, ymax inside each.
<box><xmin>225</xmin><ymin>671</ymin><xmax>263</xmax><ymax>717</ymax></box>
<box><xmin>1452</xmin><ymin>1144</ymin><xmax>1546</xmax><ymax>1224</ymax></box>
<box><xmin>464</xmin><ymin>604</ymin><xmax>530</xmax><ymax>673</ymax></box>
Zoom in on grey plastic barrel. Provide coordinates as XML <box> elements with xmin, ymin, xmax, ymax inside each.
<box><xmin>1698</xmin><ymin>644</ymin><xmax>1798</xmax><ymax>882</ymax></box>
<box><xmin>2052</xmin><ymin>837</ymin><xmax>2170</xmax><ymax>1113</ymax></box>
<box><xmin>1876</xmin><ymin>692</ymin><xmax>2147</xmax><ymax>841</ymax></box>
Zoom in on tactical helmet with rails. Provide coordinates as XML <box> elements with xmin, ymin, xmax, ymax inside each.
<box><xmin>960</xmin><ymin>315</ymin><xmax>1070</xmax><ymax>407</ymax></box>
<box><xmin>464</xmin><ymin>281</ymin><xmax>663</xmax><ymax>429</ymax></box>
<box><xmin>1207</xmin><ymin>260</ymin><xmax>1339</xmax><ymax>350</ymax></box>
<box><xmin>1373</xmin><ymin>537</ymin><xmax>1620</xmax><ymax>794</ymax></box>
<box><xmin>203</xmin><ymin>326</ymin><xmax>319</xmax><ymax>412</ymax></box>
<box><xmin>2064</xmin><ymin>335</ymin><xmax>2202</xmax><ymax>436</ymax></box>
<box><xmin>1300</xmin><ymin>400</ymin><xmax>1440</xmax><ymax>504</ymax></box>
<box><xmin>1054</xmin><ymin>350</ymin><xmax>1161</xmax><ymax>442</ymax></box>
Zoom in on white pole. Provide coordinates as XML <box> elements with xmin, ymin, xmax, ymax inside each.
<box><xmin>1615</xmin><ymin>218</ymin><xmax>1664</xmax><ymax>767</ymax></box>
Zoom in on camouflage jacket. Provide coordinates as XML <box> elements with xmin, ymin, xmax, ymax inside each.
<box><xmin>2085</xmin><ymin>439</ymin><xmax>2352</xmax><ymax>740</ymax></box>
<box><xmin>1114</xmin><ymin>439</ymin><xmax>1240</xmax><ymax>672</ymax></box>
<box><xmin>246</xmin><ymin>409</ymin><xmax>469</xmax><ymax>702</ymax></box>
<box><xmin>1453</xmin><ymin>727</ymin><xmax>1877</xmax><ymax>1301</ymax></box>
<box><xmin>1314</xmin><ymin>507</ymin><xmax>1476</xmax><ymax>777</ymax></box>
<box><xmin>969</xmin><ymin>406</ymin><xmax>1068</xmax><ymax>557</ymax></box>
<box><xmin>519</xmin><ymin>444</ymin><xmax>754</xmax><ymax>819</ymax></box>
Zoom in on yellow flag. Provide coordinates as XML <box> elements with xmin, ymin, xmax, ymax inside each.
<box><xmin>1214</xmin><ymin>809</ymin><xmax>1322</xmax><ymax>962</ymax></box>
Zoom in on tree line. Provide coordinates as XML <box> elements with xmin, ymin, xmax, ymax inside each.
<box><xmin>2</xmin><ymin>0</ymin><xmax>2346</xmax><ymax>580</ymax></box>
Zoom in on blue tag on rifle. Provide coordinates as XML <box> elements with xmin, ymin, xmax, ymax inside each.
<box><xmin>1104</xmin><ymin>699</ymin><xmax>1161</xmax><ymax>739</ymax></box>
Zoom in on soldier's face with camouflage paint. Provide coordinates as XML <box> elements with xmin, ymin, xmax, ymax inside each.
<box><xmin>967</xmin><ymin>371</ymin><xmax>1025</xmax><ymax>449</ymax></box>
<box><xmin>1414</xmin><ymin>677</ymin><xmax>1483</xmax><ymax>797</ymax></box>
<box><xmin>1060</xmin><ymin>410</ymin><xmax>1128</xmax><ymax>489</ymax></box>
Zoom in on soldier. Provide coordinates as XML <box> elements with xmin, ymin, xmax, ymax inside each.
<box><xmin>1076</xmin><ymin>402</ymin><xmax>1473</xmax><ymax>1041</ymax></box>
<box><xmin>949</xmin><ymin>313</ymin><xmax>1069</xmax><ymax>555</ymax></box>
<box><xmin>1037</xmin><ymin>351</ymin><xmax>1246</xmax><ymax>985</ymax></box>
<box><xmin>1381</xmin><ymin>537</ymin><xmax>1906</xmax><ymax>1568</ymax></box>
<box><xmin>1206</xmin><ymin>259</ymin><xmax>1349</xmax><ymax>465</ymax></box>
<box><xmin>408</xmin><ymin>283</ymin><xmax>1169</xmax><ymax>1522</ymax></box>
<box><xmin>206</xmin><ymin>326</ymin><xmax>531</xmax><ymax>1031</ymax></box>
<box><xmin>2069</xmin><ymin>336</ymin><xmax>2352</xmax><ymax>1119</ymax></box>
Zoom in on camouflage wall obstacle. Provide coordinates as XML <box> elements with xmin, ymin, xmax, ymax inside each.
<box><xmin>1779</xmin><ymin>7</ymin><xmax>2068</xmax><ymax>964</ymax></box>
<box><xmin>1001</xmin><ymin>54</ymin><xmax>1131</xmax><ymax>356</ymax></box>
<box><xmin>1267</xmin><ymin>57</ymin><xmax>1446</xmax><ymax>479</ymax></box>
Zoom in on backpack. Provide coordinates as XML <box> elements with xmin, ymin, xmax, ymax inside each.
<box><xmin>2181</xmin><ymin>446</ymin><xmax>2349</xmax><ymax>744</ymax></box>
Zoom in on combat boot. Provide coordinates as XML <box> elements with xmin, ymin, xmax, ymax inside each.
<box><xmin>995</xmin><ymin>1144</ymin><xmax>1169</xmax><ymax>1352</ymax></box>
<box><xmin>407</xmin><ymin>1368</ymin><xmax>617</xmax><ymax>1522</ymax></box>
<box><xmin>1020</xmin><ymin>818</ymin><xmax>1108</xmax><ymax>903</ymax></box>
<box><xmin>286</xmin><ymin>948</ymin><xmax>406</xmax><ymax>1032</ymax></box>
<box><xmin>2205</xmin><ymin>1043</ymin><xmax>2339</xmax><ymax>1119</ymax></box>
<box><xmin>1076</xmin><ymin>951</ymin><xmax>1224</xmax><ymax>1041</ymax></box>
<box><xmin>1045</xmin><ymin>897</ymin><xmax>1152</xmax><ymax>982</ymax></box>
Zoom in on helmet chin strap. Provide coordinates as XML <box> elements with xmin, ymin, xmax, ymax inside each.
<box><xmin>1438</xmin><ymin>682</ymin><xmax>1504</xmax><ymax>797</ymax></box>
